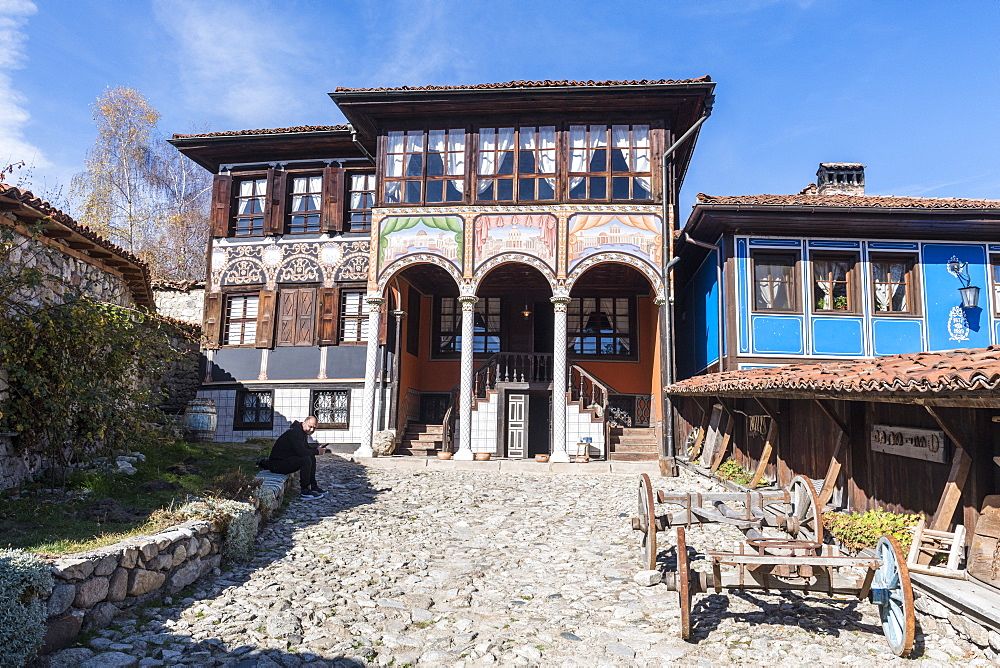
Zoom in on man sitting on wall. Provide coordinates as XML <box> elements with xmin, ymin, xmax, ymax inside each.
<box><xmin>259</xmin><ymin>416</ymin><xmax>327</xmax><ymax>500</ymax></box>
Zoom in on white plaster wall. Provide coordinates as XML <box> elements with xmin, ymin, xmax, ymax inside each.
<box><xmin>470</xmin><ymin>392</ymin><xmax>499</xmax><ymax>454</ymax></box>
<box><xmin>565</xmin><ymin>402</ymin><xmax>605</xmax><ymax>457</ymax></box>
<box><xmin>196</xmin><ymin>387</ymin><xmax>364</xmax><ymax>446</ymax></box>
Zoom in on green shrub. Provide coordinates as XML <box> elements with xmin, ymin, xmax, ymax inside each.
<box><xmin>822</xmin><ymin>508</ymin><xmax>921</xmax><ymax>552</ymax></box>
<box><xmin>715</xmin><ymin>458</ymin><xmax>768</xmax><ymax>488</ymax></box>
<box><xmin>0</xmin><ymin>549</ymin><xmax>54</xmax><ymax>665</ymax></box>
<box><xmin>176</xmin><ymin>497</ymin><xmax>256</xmax><ymax>562</ymax></box>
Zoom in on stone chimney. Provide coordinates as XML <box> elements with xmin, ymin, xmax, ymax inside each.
<box><xmin>816</xmin><ymin>163</ymin><xmax>865</xmax><ymax>196</ymax></box>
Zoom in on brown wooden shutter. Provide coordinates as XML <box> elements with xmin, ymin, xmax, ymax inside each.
<box><xmin>264</xmin><ymin>168</ymin><xmax>286</xmax><ymax>236</ymax></box>
<box><xmin>295</xmin><ymin>288</ymin><xmax>317</xmax><ymax>346</ymax></box>
<box><xmin>255</xmin><ymin>289</ymin><xmax>278</xmax><ymax>348</ymax></box>
<box><xmin>276</xmin><ymin>288</ymin><xmax>297</xmax><ymax>346</ymax></box>
<box><xmin>203</xmin><ymin>292</ymin><xmax>224</xmax><ymax>345</ymax></box>
<box><xmin>317</xmin><ymin>286</ymin><xmax>340</xmax><ymax>346</ymax></box>
<box><xmin>321</xmin><ymin>165</ymin><xmax>345</xmax><ymax>234</ymax></box>
<box><xmin>211</xmin><ymin>175</ymin><xmax>233</xmax><ymax>237</ymax></box>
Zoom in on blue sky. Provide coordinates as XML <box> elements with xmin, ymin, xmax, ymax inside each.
<box><xmin>3</xmin><ymin>0</ymin><xmax>999</xmax><ymax>213</ymax></box>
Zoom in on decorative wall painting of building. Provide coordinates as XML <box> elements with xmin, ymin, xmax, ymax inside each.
<box><xmin>473</xmin><ymin>214</ymin><xmax>557</xmax><ymax>270</ymax></box>
<box><xmin>567</xmin><ymin>213</ymin><xmax>662</xmax><ymax>271</ymax></box>
<box><xmin>378</xmin><ymin>216</ymin><xmax>464</xmax><ymax>273</ymax></box>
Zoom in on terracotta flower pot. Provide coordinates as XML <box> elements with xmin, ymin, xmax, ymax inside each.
<box><xmin>437</xmin><ymin>452</ymin><xmax>453</xmax><ymax>460</ymax></box>
<box><xmin>474</xmin><ymin>452</ymin><xmax>492</xmax><ymax>461</ymax></box>
<box><xmin>535</xmin><ymin>454</ymin><xmax>550</xmax><ymax>463</ymax></box>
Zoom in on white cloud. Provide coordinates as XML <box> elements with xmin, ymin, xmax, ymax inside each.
<box><xmin>152</xmin><ymin>0</ymin><xmax>311</xmax><ymax>128</ymax></box>
<box><xmin>0</xmin><ymin>0</ymin><xmax>50</xmax><ymax>171</ymax></box>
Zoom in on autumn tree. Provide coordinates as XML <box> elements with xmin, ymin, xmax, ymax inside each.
<box><xmin>70</xmin><ymin>86</ymin><xmax>210</xmax><ymax>280</ymax></box>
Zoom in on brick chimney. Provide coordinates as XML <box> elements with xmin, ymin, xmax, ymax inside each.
<box><xmin>816</xmin><ymin>163</ymin><xmax>865</xmax><ymax>196</ymax></box>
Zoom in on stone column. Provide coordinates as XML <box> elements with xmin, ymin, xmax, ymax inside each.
<box><xmin>454</xmin><ymin>295</ymin><xmax>478</xmax><ymax>461</ymax></box>
<box><xmin>550</xmin><ymin>295</ymin><xmax>571</xmax><ymax>463</ymax></box>
<box><xmin>355</xmin><ymin>294</ymin><xmax>384</xmax><ymax>458</ymax></box>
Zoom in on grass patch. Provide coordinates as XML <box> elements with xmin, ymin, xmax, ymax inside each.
<box><xmin>0</xmin><ymin>437</ymin><xmax>268</xmax><ymax>554</ymax></box>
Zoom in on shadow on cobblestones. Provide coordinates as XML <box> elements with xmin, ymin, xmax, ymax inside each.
<box><xmin>42</xmin><ymin>455</ymin><xmax>385</xmax><ymax>667</ymax></box>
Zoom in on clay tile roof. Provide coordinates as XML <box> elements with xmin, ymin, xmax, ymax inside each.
<box><xmin>0</xmin><ymin>182</ymin><xmax>153</xmax><ymax>306</ymax></box>
<box><xmin>172</xmin><ymin>125</ymin><xmax>349</xmax><ymax>139</ymax></box>
<box><xmin>0</xmin><ymin>182</ymin><xmax>148</xmax><ymax>269</ymax></box>
<box><xmin>335</xmin><ymin>76</ymin><xmax>712</xmax><ymax>93</ymax></box>
<box><xmin>695</xmin><ymin>193</ymin><xmax>1000</xmax><ymax>209</ymax></box>
<box><xmin>819</xmin><ymin>162</ymin><xmax>866</xmax><ymax>168</ymax></box>
<box><xmin>666</xmin><ymin>346</ymin><xmax>1000</xmax><ymax>397</ymax></box>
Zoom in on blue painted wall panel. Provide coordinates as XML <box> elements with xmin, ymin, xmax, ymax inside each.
<box><xmin>812</xmin><ymin>318</ymin><xmax>865</xmax><ymax>356</ymax></box>
<box><xmin>737</xmin><ymin>239</ymin><xmax>749</xmax><ymax>353</ymax></box>
<box><xmin>326</xmin><ymin>345</ymin><xmax>367</xmax><ymax>379</ymax></box>
<box><xmin>677</xmin><ymin>250</ymin><xmax>719</xmax><ymax>378</ymax></box>
<box><xmin>212</xmin><ymin>348</ymin><xmax>261</xmax><ymax>382</ymax></box>
<box><xmin>268</xmin><ymin>347</ymin><xmax>321</xmax><ymax>380</ymax></box>
<box><xmin>921</xmin><ymin>244</ymin><xmax>989</xmax><ymax>351</ymax></box>
<box><xmin>872</xmin><ymin>319</ymin><xmax>923</xmax><ymax>356</ymax></box>
<box><xmin>751</xmin><ymin>316</ymin><xmax>804</xmax><ymax>354</ymax></box>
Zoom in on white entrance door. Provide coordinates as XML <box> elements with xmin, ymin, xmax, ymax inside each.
<box><xmin>506</xmin><ymin>393</ymin><xmax>527</xmax><ymax>458</ymax></box>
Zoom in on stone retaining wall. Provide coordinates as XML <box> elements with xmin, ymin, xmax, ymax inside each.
<box><xmin>38</xmin><ymin>472</ymin><xmax>293</xmax><ymax>655</ymax></box>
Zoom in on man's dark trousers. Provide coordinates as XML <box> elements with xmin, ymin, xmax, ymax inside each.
<box><xmin>266</xmin><ymin>454</ymin><xmax>317</xmax><ymax>489</ymax></box>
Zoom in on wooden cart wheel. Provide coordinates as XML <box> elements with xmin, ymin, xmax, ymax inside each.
<box><xmin>872</xmin><ymin>536</ymin><xmax>915</xmax><ymax>658</ymax></box>
<box><xmin>676</xmin><ymin>526</ymin><xmax>692</xmax><ymax>640</ymax></box>
<box><xmin>788</xmin><ymin>475</ymin><xmax>825</xmax><ymax>543</ymax></box>
<box><xmin>637</xmin><ymin>473</ymin><xmax>657</xmax><ymax>571</ymax></box>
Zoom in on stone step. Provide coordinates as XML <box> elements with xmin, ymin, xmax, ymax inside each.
<box><xmin>405</xmin><ymin>423</ymin><xmax>444</xmax><ymax>435</ymax></box>
<box><xmin>609</xmin><ymin>451</ymin><xmax>659</xmax><ymax>462</ymax></box>
<box><xmin>610</xmin><ymin>427</ymin><xmax>656</xmax><ymax>437</ymax></box>
<box><xmin>396</xmin><ymin>446</ymin><xmax>439</xmax><ymax>456</ymax></box>
<box><xmin>611</xmin><ymin>443</ymin><xmax>658</xmax><ymax>453</ymax></box>
<box><xmin>404</xmin><ymin>433</ymin><xmax>443</xmax><ymax>443</ymax></box>
<box><xmin>612</xmin><ymin>435</ymin><xmax>657</xmax><ymax>445</ymax></box>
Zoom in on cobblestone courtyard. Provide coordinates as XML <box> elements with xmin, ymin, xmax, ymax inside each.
<box><xmin>50</xmin><ymin>456</ymin><xmax>990</xmax><ymax>667</ymax></box>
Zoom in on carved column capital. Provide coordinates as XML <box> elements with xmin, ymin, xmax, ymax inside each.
<box><xmin>365</xmin><ymin>295</ymin><xmax>385</xmax><ymax>313</ymax></box>
<box><xmin>458</xmin><ymin>295</ymin><xmax>479</xmax><ymax>311</ymax></box>
<box><xmin>550</xmin><ymin>295</ymin><xmax>571</xmax><ymax>313</ymax></box>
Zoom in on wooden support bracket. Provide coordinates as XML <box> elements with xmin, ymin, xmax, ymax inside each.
<box><xmin>749</xmin><ymin>420</ymin><xmax>776</xmax><ymax>488</ymax></box>
<box><xmin>925</xmin><ymin>405</ymin><xmax>974</xmax><ymax>532</ymax></box>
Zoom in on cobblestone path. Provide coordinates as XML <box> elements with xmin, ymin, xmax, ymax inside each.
<box><xmin>50</xmin><ymin>456</ymin><xmax>991</xmax><ymax>667</ymax></box>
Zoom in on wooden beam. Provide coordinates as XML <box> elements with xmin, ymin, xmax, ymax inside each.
<box><xmin>43</xmin><ymin>227</ymin><xmax>73</xmax><ymax>238</ymax></box>
<box><xmin>925</xmin><ymin>405</ymin><xmax>974</xmax><ymax>531</ymax></box>
<box><xmin>753</xmin><ymin>397</ymin><xmax>779</xmax><ymax>421</ymax></box>
<box><xmin>67</xmin><ymin>241</ymin><xmax>93</xmax><ymax>249</ymax></box>
<box><xmin>749</xmin><ymin>420</ymin><xmax>776</xmax><ymax>488</ymax></box>
<box><xmin>710</xmin><ymin>413</ymin><xmax>733</xmax><ymax>473</ymax></box>
<box><xmin>817</xmin><ymin>431</ymin><xmax>846</xmax><ymax>508</ymax></box>
<box><xmin>814</xmin><ymin>398</ymin><xmax>850</xmax><ymax>435</ymax></box>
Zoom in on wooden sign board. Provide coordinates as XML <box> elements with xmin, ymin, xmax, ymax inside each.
<box><xmin>870</xmin><ymin>424</ymin><xmax>949</xmax><ymax>463</ymax></box>
<box><xmin>968</xmin><ymin>495</ymin><xmax>1000</xmax><ymax>591</ymax></box>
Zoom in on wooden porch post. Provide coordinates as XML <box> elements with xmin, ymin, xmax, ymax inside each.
<box><xmin>925</xmin><ymin>405</ymin><xmax>974</xmax><ymax>531</ymax></box>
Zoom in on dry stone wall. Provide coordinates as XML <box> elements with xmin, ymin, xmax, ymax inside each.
<box><xmin>38</xmin><ymin>472</ymin><xmax>293</xmax><ymax>655</ymax></box>
<box><xmin>152</xmin><ymin>282</ymin><xmax>205</xmax><ymax>326</ymax></box>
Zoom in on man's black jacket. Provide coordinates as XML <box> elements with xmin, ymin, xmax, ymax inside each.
<box><xmin>268</xmin><ymin>421</ymin><xmax>318</xmax><ymax>460</ymax></box>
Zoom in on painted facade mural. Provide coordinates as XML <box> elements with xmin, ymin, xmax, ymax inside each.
<box><xmin>473</xmin><ymin>214</ymin><xmax>557</xmax><ymax>271</ymax></box>
<box><xmin>212</xmin><ymin>239</ymin><xmax>369</xmax><ymax>289</ymax></box>
<box><xmin>567</xmin><ymin>213</ymin><xmax>662</xmax><ymax>272</ymax></box>
<box><xmin>378</xmin><ymin>216</ymin><xmax>464</xmax><ymax>275</ymax></box>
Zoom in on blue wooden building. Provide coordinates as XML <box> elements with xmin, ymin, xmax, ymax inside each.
<box><xmin>674</xmin><ymin>164</ymin><xmax>1000</xmax><ymax>378</ymax></box>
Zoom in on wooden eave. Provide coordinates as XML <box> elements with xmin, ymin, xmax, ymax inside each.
<box><xmin>0</xmin><ymin>197</ymin><xmax>154</xmax><ymax>308</ymax></box>
<box><xmin>683</xmin><ymin>203</ymin><xmax>1000</xmax><ymax>244</ymax></box>
<box><xmin>168</xmin><ymin>130</ymin><xmax>367</xmax><ymax>173</ymax></box>
<box><xmin>666</xmin><ymin>387</ymin><xmax>1000</xmax><ymax>409</ymax></box>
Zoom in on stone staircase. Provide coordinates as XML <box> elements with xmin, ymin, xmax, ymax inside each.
<box><xmin>396</xmin><ymin>423</ymin><xmax>443</xmax><ymax>456</ymax></box>
<box><xmin>608</xmin><ymin>426</ymin><xmax>658</xmax><ymax>461</ymax></box>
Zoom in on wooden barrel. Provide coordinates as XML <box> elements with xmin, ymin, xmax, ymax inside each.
<box><xmin>184</xmin><ymin>398</ymin><xmax>217</xmax><ymax>442</ymax></box>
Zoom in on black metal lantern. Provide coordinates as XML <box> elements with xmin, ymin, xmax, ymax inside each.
<box><xmin>959</xmin><ymin>285</ymin><xmax>980</xmax><ymax>309</ymax></box>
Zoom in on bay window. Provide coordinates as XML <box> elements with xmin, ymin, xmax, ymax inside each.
<box><xmin>384</xmin><ymin>129</ymin><xmax>465</xmax><ymax>204</ymax></box>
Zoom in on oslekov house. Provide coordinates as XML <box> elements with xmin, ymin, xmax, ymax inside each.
<box><xmin>169</xmin><ymin>77</ymin><xmax>716</xmax><ymax>462</ymax></box>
